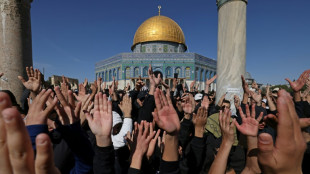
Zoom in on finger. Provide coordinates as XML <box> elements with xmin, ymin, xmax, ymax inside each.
<box><xmin>257</xmin><ymin>133</ymin><xmax>274</xmax><ymax>166</ymax></box>
<box><xmin>17</xmin><ymin>76</ymin><xmax>26</xmax><ymax>84</ymax></box>
<box><xmin>138</xmin><ymin>121</ymin><xmax>143</xmax><ymax>137</ymax></box>
<box><xmin>94</xmin><ymin>93</ymin><xmax>99</xmax><ymax>111</ymax></box>
<box><xmin>161</xmin><ymin>90</ymin><xmax>168</xmax><ymax>107</ymax></box>
<box><xmin>39</xmin><ymin>89</ymin><xmax>53</xmax><ymax>108</ymax></box>
<box><xmin>143</xmin><ymin>121</ymin><xmax>150</xmax><ymax>138</ymax></box>
<box><xmin>107</xmin><ymin>100</ymin><xmax>112</xmax><ymax>115</ymax></box>
<box><xmin>30</xmin><ymin>66</ymin><xmax>34</xmax><ymax>77</ymax></box>
<box><xmin>35</xmin><ymin>134</ymin><xmax>60</xmax><ymax>174</ymax></box>
<box><xmin>230</xmin><ymin>118</ymin><xmax>236</xmax><ymax>129</ymax></box>
<box><xmin>0</xmin><ymin>92</ymin><xmax>13</xmax><ymax>174</ymax></box>
<box><xmin>285</xmin><ymin>78</ymin><xmax>293</xmax><ymax>86</ymax></box>
<box><xmin>68</xmin><ymin>90</ymin><xmax>75</xmax><ymax>108</ymax></box>
<box><xmin>238</xmin><ymin>106</ymin><xmax>245</xmax><ymax>120</ymax></box>
<box><xmin>26</xmin><ymin>67</ymin><xmax>31</xmax><ymax>78</ymax></box>
<box><xmin>54</xmin><ymin>86</ymin><xmax>68</xmax><ymax>107</ymax></box>
<box><xmin>158</xmin><ymin>90</ymin><xmax>165</xmax><ymax>107</ymax></box>
<box><xmin>42</xmin><ymin>96</ymin><xmax>58</xmax><ymax>119</ymax></box>
<box><xmin>234</xmin><ymin>120</ymin><xmax>241</xmax><ymax>132</ymax></box>
<box><xmin>276</xmin><ymin>90</ymin><xmax>294</xmax><ymax>148</ymax></box>
<box><xmin>34</xmin><ymin>69</ymin><xmax>38</xmax><ymax>79</ymax></box>
<box><xmin>251</xmin><ymin>104</ymin><xmax>256</xmax><ymax>118</ymax></box>
<box><xmin>245</xmin><ymin>104</ymin><xmax>251</xmax><ymax>118</ymax></box>
<box><xmin>74</xmin><ymin>102</ymin><xmax>82</xmax><ymax>119</ymax></box>
<box><xmin>99</xmin><ymin>92</ymin><xmax>104</xmax><ymax>112</ymax></box>
<box><xmin>154</xmin><ymin>129</ymin><xmax>161</xmax><ymax>140</ymax></box>
<box><xmin>154</xmin><ymin>88</ymin><xmax>162</xmax><ymax>110</ymax></box>
<box><xmin>2</xmin><ymin>108</ymin><xmax>35</xmax><ymax>174</ymax></box>
<box><xmin>257</xmin><ymin>112</ymin><xmax>263</xmax><ymax>123</ymax></box>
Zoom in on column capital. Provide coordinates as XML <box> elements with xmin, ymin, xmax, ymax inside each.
<box><xmin>216</xmin><ymin>0</ymin><xmax>247</xmax><ymax>10</ymax></box>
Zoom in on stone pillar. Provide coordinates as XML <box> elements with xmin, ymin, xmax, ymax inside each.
<box><xmin>0</xmin><ymin>0</ymin><xmax>33</xmax><ymax>102</ymax></box>
<box><xmin>215</xmin><ymin>0</ymin><xmax>247</xmax><ymax>110</ymax></box>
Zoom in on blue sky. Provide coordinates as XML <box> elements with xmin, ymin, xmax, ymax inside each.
<box><xmin>31</xmin><ymin>0</ymin><xmax>310</xmax><ymax>85</ymax></box>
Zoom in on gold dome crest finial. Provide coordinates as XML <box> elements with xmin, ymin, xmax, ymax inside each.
<box><xmin>158</xmin><ymin>5</ymin><xmax>161</xmax><ymax>16</ymax></box>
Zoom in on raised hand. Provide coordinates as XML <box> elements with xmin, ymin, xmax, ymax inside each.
<box><xmin>285</xmin><ymin>69</ymin><xmax>310</xmax><ymax>92</ymax></box>
<box><xmin>0</xmin><ymin>92</ymin><xmax>60</xmax><ymax>174</ymax></box>
<box><xmin>249</xmin><ymin>90</ymin><xmax>262</xmax><ymax>106</ymax></box>
<box><xmin>217</xmin><ymin>93</ymin><xmax>226</xmax><ymax>107</ymax></box>
<box><xmin>73</xmin><ymin>83</ymin><xmax>89</xmax><ymax>102</ymax></box>
<box><xmin>146</xmin><ymin>123</ymin><xmax>161</xmax><ymax>159</ymax></box>
<box><xmin>235</xmin><ymin>104</ymin><xmax>263</xmax><ymax>137</ymax></box>
<box><xmin>18</xmin><ymin>66</ymin><xmax>42</xmax><ymax>93</ymax></box>
<box><xmin>234</xmin><ymin>95</ymin><xmax>240</xmax><ymax>108</ymax></box>
<box><xmin>257</xmin><ymin>90</ymin><xmax>306</xmax><ymax>174</ymax></box>
<box><xmin>85</xmin><ymin>93</ymin><xmax>112</xmax><ymax>147</ymax></box>
<box><xmin>201</xmin><ymin>95</ymin><xmax>210</xmax><ymax>110</ymax></box>
<box><xmin>241</xmin><ymin>75</ymin><xmax>250</xmax><ymax>95</ymax></box>
<box><xmin>54</xmin><ymin>86</ymin><xmax>79</xmax><ymax>125</ymax></box>
<box><xmin>130</xmin><ymin>121</ymin><xmax>156</xmax><ymax>170</ymax></box>
<box><xmin>97</xmin><ymin>77</ymin><xmax>102</xmax><ymax>94</ymax></box>
<box><xmin>83</xmin><ymin>78</ymin><xmax>88</xmax><ymax>87</ymax></box>
<box><xmin>152</xmin><ymin>88</ymin><xmax>180</xmax><ymax>135</ymax></box>
<box><xmin>192</xmin><ymin>107</ymin><xmax>207</xmax><ymax>138</ymax></box>
<box><xmin>118</xmin><ymin>94</ymin><xmax>132</xmax><ymax>117</ymax></box>
<box><xmin>219</xmin><ymin>109</ymin><xmax>236</xmax><ymax>145</ymax></box>
<box><xmin>190</xmin><ymin>80</ymin><xmax>196</xmax><ymax>92</ymax></box>
<box><xmin>25</xmin><ymin>89</ymin><xmax>58</xmax><ymax>126</ymax></box>
<box><xmin>60</xmin><ymin>75</ymin><xmax>70</xmax><ymax>101</ymax></box>
<box><xmin>182</xmin><ymin>93</ymin><xmax>195</xmax><ymax>114</ymax></box>
<box><xmin>148</xmin><ymin>64</ymin><xmax>161</xmax><ymax>86</ymax></box>
<box><xmin>206</xmin><ymin>75</ymin><xmax>217</xmax><ymax>86</ymax></box>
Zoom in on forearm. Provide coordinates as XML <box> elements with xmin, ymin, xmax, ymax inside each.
<box><xmin>208</xmin><ymin>141</ymin><xmax>232</xmax><ymax>174</ymax></box>
<box><xmin>294</xmin><ymin>91</ymin><xmax>301</xmax><ymax>102</ymax></box>
<box><xmin>242</xmin><ymin>136</ymin><xmax>261</xmax><ymax>174</ymax></box>
<box><xmin>242</xmin><ymin>93</ymin><xmax>249</xmax><ymax>105</ymax></box>
<box><xmin>194</xmin><ymin>126</ymin><xmax>204</xmax><ymax>138</ymax></box>
<box><xmin>130</xmin><ymin>152</ymin><xmax>143</xmax><ymax>170</ymax></box>
<box><xmin>266</xmin><ymin>96</ymin><xmax>277</xmax><ymax>111</ymax></box>
<box><xmin>149</xmin><ymin>85</ymin><xmax>155</xmax><ymax>95</ymax></box>
<box><xmin>162</xmin><ymin>134</ymin><xmax>179</xmax><ymax>162</ymax></box>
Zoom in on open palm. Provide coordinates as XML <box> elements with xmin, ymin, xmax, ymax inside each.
<box><xmin>86</xmin><ymin>93</ymin><xmax>112</xmax><ymax>137</ymax></box>
<box><xmin>285</xmin><ymin>70</ymin><xmax>310</xmax><ymax>92</ymax></box>
<box><xmin>153</xmin><ymin>88</ymin><xmax>180</xmax><ymax>135</ymax></box>
<box><xmin>235</xmin><ymin>104</ymin><xmax>263</xmax><ymax>137</ymax></box>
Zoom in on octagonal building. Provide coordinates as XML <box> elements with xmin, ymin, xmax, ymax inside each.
<box><xmin>95</xmin><ymin>12</ymin><xmax>217</xmax><ymax>91</ymax></box>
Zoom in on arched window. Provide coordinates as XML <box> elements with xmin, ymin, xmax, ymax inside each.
<box><xmin>101</xmin><ymin>72</ymin><xmax>105</xmax><ymax>80</ymax></box>
<box><xmin>113</xmin><ymin>69</ymin><xmax>116</xmax><ymax>79</ymax></box>
<box><xmin>166</xmin><ymin>67</ymin><xmax>172</xmax><ymax>77</ymax></box>
<box><xmin>143</xmin><ymin>66</ymin><xmax>148</xmax><ymax>77</ymax></box>
<box><xmin>175</xmin><ymin>67</ymin><xmax>181</xmax><ymax>77</ymax></box>
<box><xmin>185</xmin><ymin>67</ymin><xmax>190</xmax><ymax>79</ymax></box>
<box><xmin>109</xmin><ymin>70</ymin><xmax>112</xmax><ymax>81</ymax></box>
<box><xmin>134</xmin><ymin>67</ymin><xmax>139</xmax><ymax>77</ymax></box>
<box><xmin>200</xmin><ymin>70</ymin><xmax>203</xmax><ymax>81</ymax></box>
<box><xmin>195</xmin><ymin>68</ymin><xmax>199</xmax><ymax>80</ymax></box>
<box><xmin>125</xmin><ymin>67</ymin><xmax>130</xmax><ymax>79</ymax></box>
<box><xmin>105</xmin><ymin>71</ymin><xmax>108</xmax><ymax>81</ymax></box>
<box><xmin>118</xmin><ymin>68</ymin><xmax>121</xmax><ymax>80</ymax></box>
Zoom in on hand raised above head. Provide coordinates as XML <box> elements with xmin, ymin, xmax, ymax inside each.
<box><xmin>118</xmin><ymin>94</ymin><xmax>132</xmax><ymax>117</ymax></box>
<box><xmin>25</xmin><ymin>89</ymin><xmax>58</xmax><ymax>126</ymax></box>
<box><xmin>257</xmin><ymin>90</ymin><xmax>306</xmax><ymax>174</ymax></box>
<box><xmin>219</xmin><ymin>109</ymin><xmax>235</xmax><ymax>145</ymax></box>
<box><xmin>152</xmin><ymin>88</ymin><xmax>180</xmax><ymax>135</ymax></box>
<box><xmin>85</xmin><ymin>93</ymin><xmax>113</xmax><ymax>147</ymax></box>
<box><xmin>0</xmin><ymin>92</ymin><xmax>60</xmax><ymax>174</ymax></box>
<box><xmin>241</xmin><ymin>75</ymin><xmax>250</xmax><ymax>95</ymax></box>
<box><xmin>285</xmin><ymin>69</ymin><xmax>310</xmax><ymax>92</ymax></box>
<box><xmin>235</xmin><ymin>104</ymin><xmax>263</xmax><ymax>137</ymax></box>
<box><xmin>18</xmin><ymin>66</ymin><xmax>42</xmax><ymax>93</ymax></box>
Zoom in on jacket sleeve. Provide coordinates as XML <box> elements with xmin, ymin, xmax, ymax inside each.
<box><xmin>178</xmin><ymin>118</ymin><xmax>194</xmax><ymax>149</ymax></box>
<box><xmin>159</xmin><ymin>160</ymin><xmax>180</xmax><ymax>174</ymax></box>
<box><xmin>56</xmin><ymin>122</ymin><xmax>94</xmax><ymax>174</ymax></box>
<box><xmin>26</xmin><ymin>124</ymin><xmax>48</xmax><ymax>151</ymax></box>
<box><xmin>137</xmin><ymin>95</ymin><xmax>155</xmax><ymax>123</ymax></box>
<box><xmin>180</xmin><ymin>136</ymin><xmax>205</xmax><ymax>174</ymax></box>
<box><xmin>93</xmin><ymin>145</ymin><xmax>115</xmax><ymax>174</ymax></box>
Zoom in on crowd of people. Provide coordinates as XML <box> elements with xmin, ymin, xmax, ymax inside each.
<box><xmin>0</xmin><ymin>66</ymin><xmax>310</xmax><ymax>174</ymax></box>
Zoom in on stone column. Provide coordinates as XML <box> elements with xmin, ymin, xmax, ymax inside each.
<box><xmin>0</xmin><ymin>0</ymin><xmax>33</xmax><ymax>103</ymax></box>
<box><xmin>215</xmin><ymin>0</ymin><xmax>247</xmax><ymax>111</ymax></box>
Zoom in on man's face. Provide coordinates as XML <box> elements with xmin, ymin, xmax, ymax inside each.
<box><xmin>222</xmin><ymin>102</ymin><xmax>230</xmax><ymax>111</ymax></box>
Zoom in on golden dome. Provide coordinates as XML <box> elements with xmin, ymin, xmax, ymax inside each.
<box><xmin>132</xmin><ymin>15</ymin><xmax>186</xmax><ymax>50</ymax></box>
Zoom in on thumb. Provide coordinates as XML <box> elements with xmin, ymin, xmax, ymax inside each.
<box><xmin>35</xmin><ymin>134</ymin><xmax>60</xmax><ymax>174</ymax></box>
<box><xmin>257</xmin><ymin>133</ymin><xmax>274</xmax><ymax>165</ymax></box>
<box><xmin>285</xmin><ymin>78</ymin><xmax>293</xmax><ymax>85</ymax></box>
